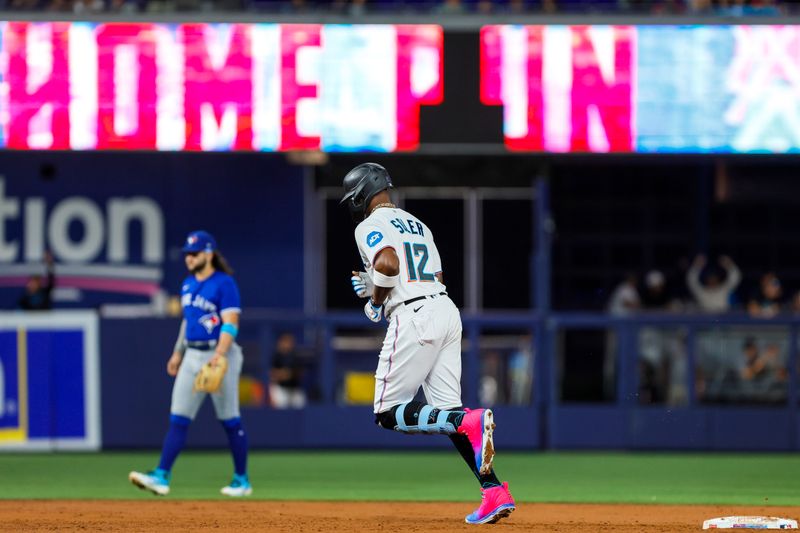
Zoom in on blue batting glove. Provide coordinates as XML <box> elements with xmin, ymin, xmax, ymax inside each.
<box><xmin>364</xmin><ymin>299</ymin><xmax>383</xmax><ymax>323</ymax></box>
<box><xmin>351</xmin><ymin>271</ymin><xmax>373</xmax><ymax>299</ymax></box>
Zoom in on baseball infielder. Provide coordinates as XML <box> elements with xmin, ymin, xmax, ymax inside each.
<box><xmin>129</xmin><ymin>230</ymin><xmax>251</xmax><ymax>497</ymax></box>
<box><xmin>341</xmin><ymin>163</ymin><xmax>516</xmax><ymax>524</ymax></box>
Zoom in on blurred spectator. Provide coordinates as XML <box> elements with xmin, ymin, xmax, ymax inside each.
<box><xmin>604</xmin><ymin>273</ymin><xmax>639</xmax><ymax>400</ymax></box>
<box><xmin>347</xmin><ymin>0</ymin><xmax>367</xmax><ymax>15</ymax></box>
<box><xmin>688</xmin><ymin>0</ymin><xmax>715</xmax><ymax>13</ymax></box>
<box><xmin>10</xmin><ymin>0</ymin><xmax>41</xmax><ymax>9</ymax></box>
<box><xmin>716</xmin><ymin>0</ymin><xmax>746</xmax><ymax>14</ymax></box>
<box><xmin>269</xmin><ymin>332</ymin><xmax>307</xmax><ymax>409</ymax></box>
<box><xmin>508</xmin><ymin>333</ymin><xmax>534</xmax><ymax>405</ymax></box>
<box><xmin>18</xmin><ymin>251</ymin><xmax>55</xmax><ymax>311</ymax></box>
<box><xmin>145</xmin><ymin>0</ymin><xmax>172</xmax><ymax>11</ymax></box>
<box><xmin>479</xmin><ymin>350</ymin><xmax>502</xmax><ymax>406</ymax></box>
<box><xmin>791</xmin><ymin>290</ymin><xmax>800</xmax><ymax>314</ymax></box>
<box><xmin>607</xmin><ymin>273</ymin><xmax>640</xmax><ymax>315</ymax></box>
<box><xmin>541</xmin><ymin>0</ymin><xmax>557</xmax><ymax>11</ymax></box>
<box><xmin>740</xmin><ymin>337</ymin><xmax>765</xmax><ymax>381</ymax></box>
<box><xmin>46</xmin><ymin>0</ymin><xmax>73</xmax><ymax>10</ymax></box>
<box><xmin>9</xmin><ymin>0</ymin><xmax>788</xmax><ymax>14</ymax></box>
<box><xmin>637</xmin><ymin>269</ymin><xmax>686</xmax><ymax>404</ymax></box>
<box><xmin>739</xmin><ymin>337</ymin><xmax>787</xmax><ymax>402</ymax></box>
<box><xmin>741</xmin><ymin>0</ymin><xmax>782</xmax><ymax>15</ymax></box>
<box><xmin>641</xmin><ymin>270</ymin><xmax>671</xmax><ymax>310</ymax></box>
<box><xmin>716</xmin><ymin>0</ymin><xmax>784</xmax><ymax>14</ymax></box>
<box><xmin>508</xmin><ymin>0</ymin><xmax>526</xmax><ymax>13</ymax></box>
<box><xmin>650</xmin><ymin>0</ymin><xmax>685</xmax><ymax>14</ymax></box>
<box><xmin>277</xmin><ymin>0</ymin><xmax>309</xmax><ymax>12</ymax></box>
<box><xmin>108</xmin><ymin>0</ymin><xmax>140</xmax><ymax>12</ymax></box>
<box><xmin>747</xmin><ymin>272</ymin><xmax>783</xmax><ymax>318</ymax></box>
<box><xmin>686</xmin><ymin>254</ymin><xmax>741</xmax><ymax>313</ymax></box>
<box><xmin>73</xmin><ymin>0</ymin><xmax>103</xmax><ymax>12</ymax></box>
<box><xmin>435</xmin><ymin>0</ymin><xmax>466</xmax><ymax>13</ymax></box>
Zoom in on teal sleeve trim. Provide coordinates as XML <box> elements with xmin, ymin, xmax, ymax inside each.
<box><xmin>220</xmin><ymin>323</ymin><xmax>239</xmax><ymax>339</ymax></box>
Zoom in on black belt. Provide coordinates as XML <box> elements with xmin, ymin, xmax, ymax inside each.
<box><xmin>403</xmin><ymin>292</ymin><xmax>447</xmax><ymax>306</ymax></box>
<box><xmin>186</xmin><ymin>340</ymin><xmax>217</xmax><ymax>351</ymax></box>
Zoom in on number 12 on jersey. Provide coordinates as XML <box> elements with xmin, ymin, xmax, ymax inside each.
<box><xmin>404</xmin><ymin>242</ymin><xmax>434</xmax><ymax>282</ymax></box>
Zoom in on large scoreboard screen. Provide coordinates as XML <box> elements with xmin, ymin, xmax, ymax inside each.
<box><xmin>0</xmin><ymin>22</ymin><xmax>442</xmax><ymax>152</ymax></box>
<box><xmin>1</xmin><ymin>22</ymin><xmax>798</xmax><ymax>153</ymax></box>
<box><xmin>481</xmin><ymin>24</ymin><xmax>800</xmax><ymax>153</ymax></box>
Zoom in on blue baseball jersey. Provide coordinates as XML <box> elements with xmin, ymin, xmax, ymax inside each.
<box><xmin>180</xmin><ymin>271</ymin><xmax>241</xmax><ymax>342</ymax></box>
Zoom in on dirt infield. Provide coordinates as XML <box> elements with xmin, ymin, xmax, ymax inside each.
<box><xmin>2</xmin><ymin>501</ymin><xmax>798</xmax><ymax>532</ymax></box>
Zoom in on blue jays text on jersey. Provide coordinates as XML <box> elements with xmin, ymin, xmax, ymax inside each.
<box><xmin>181</xmin><ymin>271</ymin><xmax>241</xmax><ymax>342</ymax></box>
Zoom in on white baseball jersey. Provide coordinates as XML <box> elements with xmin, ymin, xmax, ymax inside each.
<box><xmin>355</xmin><ymin>206</ymin><xmax>447</xmax><ymax>317</ymax></box>
<box><xmin>354</xmin><ymin>205</ymin><xmax>462</xmax><ymax>414</ymax></box>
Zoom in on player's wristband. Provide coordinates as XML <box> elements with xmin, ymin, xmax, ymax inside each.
<box><xmin>372</xmin><ymin>271</ymin><xmax>399</xmax><ymax>288</ymax></box>
<box><xmin>220</xmin><ymin>323</ymin><xmax>239</xmax><ymax>339</ymax></box>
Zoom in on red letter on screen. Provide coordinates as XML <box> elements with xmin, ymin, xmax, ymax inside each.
<box><xmin>395</xmin><ymin>26</ymin><xmax>443</xmax><ymax>151</ymax></box>
<box><xmin>6</xmin><ymin>22</ymin><xmax>70</xmax><ymax>149</ymax></box>
<box><xmin>569</xmin><ymin>26</ymin><xmax>633</xmax><ymax>152</ymax></box>
<box><xmin>480</xmin><ymin>25</ymin><xmax>544</xmax><ymax>151</ymax></box>
<box><xmin>279</xmin><ymin>25</ymin><xmax>321</xmax><ymax>151</ymax></box>
<box><xmin>96</xmin><ymin>23</ymin><xmax>158</xmax><ymax>149</ymax></box>
<box><xmin>181</xmin><ymin>24</ymin><xmax>253</xmax><ymax>150</ymax></box>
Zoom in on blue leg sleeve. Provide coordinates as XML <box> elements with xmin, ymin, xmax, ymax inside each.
<box><xmin>221</xmin><ymin>417</ymin><xmax>248</xmax><ymax>476</ymax></box>
<box><xmin>157</xmin><ymin>414</ymin><xmax>191</xmax><ymax>473</ymax></box>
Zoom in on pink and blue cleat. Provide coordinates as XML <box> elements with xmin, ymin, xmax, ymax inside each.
<box><xmin>457</xmin><ymin>408</ymin><xmax>496</xmax><ymax>475</ymax></box>
<box><xmin>465</xmin><ymin>482</ymin><xmax>516</xmax><ymax>525</ymax></box>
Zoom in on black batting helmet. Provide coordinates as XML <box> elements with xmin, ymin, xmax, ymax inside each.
<box><xmin>340</xmin><ymin>163</ymin><xmax>394</xmax><ymax>222</ymax></box>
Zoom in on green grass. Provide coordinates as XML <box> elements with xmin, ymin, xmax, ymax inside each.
<box><xmin>0</xmin><ymin>451</ymin><xmax>798</xmax><ymax>505</ymax></box>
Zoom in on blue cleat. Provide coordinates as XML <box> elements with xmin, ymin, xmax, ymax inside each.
<box><xmin>221</xmin><ymin>473</ymin><xmax>253</xmax><ymax>497</ymax></box>
<box><xmin>129</xmin><ymin>469</ymin><xmax>170</xmax><ymax>496</ymax></box>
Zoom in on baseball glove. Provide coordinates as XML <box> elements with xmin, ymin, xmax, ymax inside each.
<box><xmin>193</xmin><ymin>357</ymin><xmax>228</xmax><ymax>393</ymax></box>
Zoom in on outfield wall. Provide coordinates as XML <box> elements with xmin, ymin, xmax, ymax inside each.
<box><xmin>2</xmin><ymin>311</ymin><xmax>798</xmax><ymax>451</ymax></box>
<box><xmin>100</xmin><ymin>313</ymin><xmax>800</xmax><ymax>451</ymax></box>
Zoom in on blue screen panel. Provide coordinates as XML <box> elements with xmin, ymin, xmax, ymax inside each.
<box><xmin>0</xmin><ymin>331</ymin><xmax>19</xmax><ymax>431</ymax></box>
<box><xmin>27</xmin><ymin>330</ymin><xmax>85</xmax><ymax>438</ymax></box>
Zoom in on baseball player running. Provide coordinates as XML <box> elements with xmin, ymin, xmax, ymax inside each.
<box><xmin>341</xmin><ymin>163</ymin><xmax>516</xmax><ymax>524</ymax></box>
<box><xmin>129</xmin><ymin>230</ymin><xmax>251</xmax><ymax>497</ymax></box>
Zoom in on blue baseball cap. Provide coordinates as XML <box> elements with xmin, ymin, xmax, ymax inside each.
<box><xmin>182</xmin><ymin>230</ymin><xmax>216</xmax><ymax>253</ymax></box>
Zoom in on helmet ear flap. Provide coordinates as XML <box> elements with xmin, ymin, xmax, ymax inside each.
<box><xmin>351</xmin><ymin>189</ymin><xmax>365</xmax><ymax>209</ymax></box>
<box><xmin>346</xmin><ymin>183</ymin><xmax>368</xmax><ymax>222</ymax></box>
